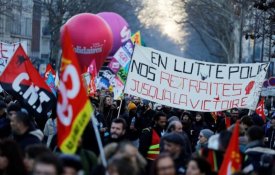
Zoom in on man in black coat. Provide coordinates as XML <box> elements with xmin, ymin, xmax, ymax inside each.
<box><xmin>161</xmin><ymin>132</ymin><xmax>188</xmax><ymax>175</ymax></box>
<box><xmin>10</xmin><ymin>111</ymin><xmax>41</xmax><ymax>151</ymax></box>
<box><xmin>139</xmin><ymin>112</ymin><xmax>167</xmax><ymax>159</ymax></box>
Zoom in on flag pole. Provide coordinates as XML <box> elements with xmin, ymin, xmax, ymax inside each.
<box><xmin>91</xmin><ymin>114</ymin><xmax>107</xmax><ymax>168</ymax></box>
<box><xmin>116</xmin><ymin>99</ymin><xmax>123</xmax><ymax>118</ymax></box>
<box><xmin>114</xmin><ymin>41</ymin><xmax>136</xmax><ymax>119</ymax></box>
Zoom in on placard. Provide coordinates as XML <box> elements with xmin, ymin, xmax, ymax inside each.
<box><xmin>125</xmin><ymin>45</ymin><xmax>269</xmax><ymax>112</ymax></box>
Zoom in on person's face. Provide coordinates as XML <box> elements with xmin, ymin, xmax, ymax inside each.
<box><xmin>95</xmin><ymin>90</ymin><xmax>100</xmax><ymax>96</ymax></box>
<box><xmin>157</xmin><ymin>116</ymin><xmax>167</xmax><ymax>129</ymax></box>
<box><xmin>7</xmin><ymin>110</ymin><xmax>16</xmax><ymax>120</ymax></box>
<box><xmin>133</xmin><ymin>97</ymin><xmax>140</xmax><ymax>105</ymax></box>
<box><xmin>0</xmin><ymin>155</ymin><xmax>8</xmax><ymax>170</ymax></box>
<box><xmin>63</xmin><ymin>167</ymin><xmax>78</xmax><ymax>175</ymax></box>
<box><xmin>186</xmin><ymin>160</ymin><xmax>202</xmax><ymax>175</ymax></box>
<box><xmin>195</xmin><ymin>114</ymin><xmax>202</xmax><ymax>122</ymax></box>
<box><xmin>9</xmin><ymin>115</ymin><xmax>21</xmax><ymax>134</ymax></box>
<box><xmin>271</xmin><ymin>119</ymin><xmax>275</xmax><ymax>128</ymax></box>
<box><xmin>163</xmin><ymin>141</ymin><xmax>181</xmax><ymax>159</ymax></box>
<box><xmin>0</xmin><ymin>108</ymin><xmax>5</xmax><ymax>116</ymax></box>
<box><xmin>105</xmin><ymin>97</ymin><xmax>112</xmax><ymax>106</ymax></box>
<box><xmin>24</xmin><ymin>154</ymin><xmax>34</xmax><ymax>172</ymax></box>
<box><xmin>198</xmin><ymin>133</ymin><xmax>208</xmax><ymax>144</ymax></box>
<box><xmin>110</xmin><ymin>122</ymin><xmax>125</xmax><ymax>139</ymax></box>
<box><xmin>182</xmin><ymin>115</ymin><xmax>190</xmax><ymax>123</ymax></box>
<box><xmin>173</xmin><ymin>122</ymin><xmax>183</xmax><ymax>133</ymax></box>
<box><xmin>107</xmin><ymin>165</ymin><xmax>119</xmax><ymax>175</ymax></box>
<box><xmin>157</xmin><ymin>157</ymin><xmax>176</xmax><ymax>175</ymax></box>
<box><xmin>240</xmin><ymin>123</ymin><xmax>249</xmax><ymax>134</ymax></box>
<box><xmin>33</xmin><ymin>163</ymin><xmax>57</xmax><ymax>175</ymax></box>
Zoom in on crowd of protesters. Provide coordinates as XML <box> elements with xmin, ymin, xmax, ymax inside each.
<box><xmin>0</xmin><ymin>89</ymin><xmax>274</xmax><ymax>175</ymax></box>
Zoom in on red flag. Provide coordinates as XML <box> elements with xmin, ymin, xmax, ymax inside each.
<box><xmin>57</xmin><ymin>26</ymin><xmax>93</xmax><ymax>154</ymax></box>
<box><xmin>88</xmin><ymin>59</ymin><xmax>97</xmax><ymax>77</ymax></box>
<box><xmin>219</xmin><ymin>121</ymin><xmax>241</xmax><ymax>175</ymax></box>
<box><xmin>88</xmin><ymin>60</ymin><xmax>97</xmax><ymax>96</ymax></box>
<box><xmin>44</xmin><ymin>64</ymin><xmax>56</xmax><ymax>80</ymax></box>
<box><xmin>0</xmin><ymin>45</ymin><xmax>55</xmax><ymax>115</ymax></box>
<box><xmin>255</xmin><ymin>98</ymin><xmax>266</xmax><ymax>122</ymax></box>
<box><xmin>206</xmin><ymin>149</ymin><xmax>218</xmax><ymax>172</ymax></box>
<box><xmin>225</xmin><ymin>116</ymin><xmax>231</xmax><ymax>129</ymax></box>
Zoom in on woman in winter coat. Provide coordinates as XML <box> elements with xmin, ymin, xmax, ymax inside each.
<box><xmin>190</xmin><ymin>112</ymin><xmax>208</xmax><ymax>151</ymax></box>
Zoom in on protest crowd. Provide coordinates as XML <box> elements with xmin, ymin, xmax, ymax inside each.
<box><xmin>0</xmin><ymin>88</ymin><xmax>274</xmax><ymax>175</ymax></box>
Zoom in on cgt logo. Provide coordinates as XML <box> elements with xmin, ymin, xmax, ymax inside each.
<box><xmin>12</xmin><ymin>72</ymin><xmax>51</xmax><ymax>113</ymax></box>
<box><xmin>57</xmin><ymin>64</ymin><xmax>80</xmax><ymax>126</ymax></box>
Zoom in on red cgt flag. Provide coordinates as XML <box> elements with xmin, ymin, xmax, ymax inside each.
<box><xmin>255</xmin><ymin>98</ymin><xmax>266</xmax><ymax>122</ymax></box>
<box><xmin>88</xmin><ymin>60</ymin><xmax>97</xmax><ymax>96</ymax></box>
<box><xmin>219</xmin><ymin>121</ymin><xmax>241</xmax><ymax>175</ymax></box>
<box><xmin>57</xmin><ymin>26</ymin><xmax>93</xmax><ymax>154</ymax></box>
<box><xmin>0</xmin><ymin>45</ymin><xmax>55</xmax><ymax>115</ymax></box>
<box><xmin>44</xmin><ymin>64</ymin><xmax>56</xmax><ymax>80</ymax></box>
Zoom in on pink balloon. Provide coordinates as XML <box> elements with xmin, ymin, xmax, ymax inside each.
<box><xmin>61</xmin><ymin>13</ymin><xmax>113</xmax><ymax>72</ymax></box>
<box><xmin>97</xmin><ymin>12</ymin><xmax>131</xmax><ymax>55</ymax></box>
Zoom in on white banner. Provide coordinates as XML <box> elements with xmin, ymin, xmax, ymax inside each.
<box><xmin>0</xmin><ymin>41</ymin><xmax>28</xmax><ymax>75</ymax></box>
<box><xmin>113</xmin><ymin>77</ymin><xmax>124</xmax><ymax>100</ymax></box>
<box><xmin>125</xmin><ymin>45</ymin><xmax>269</xmax><ymax>112</ymax></box>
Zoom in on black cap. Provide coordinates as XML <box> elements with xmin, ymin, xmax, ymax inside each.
<box><xmin>162</xmin><ymin>132</ymin><xmax>185</xmax><ymax>145</ymax></box>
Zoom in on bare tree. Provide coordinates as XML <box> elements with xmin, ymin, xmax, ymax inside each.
<box><xmin>0</xmin><ymin>0</ymin><xmax>32</xmax><ymax>17</ymax></box>
<box><xmin>176</xmin><ymin>0</ymin><xmax>255</xmax><ymax>63</ymax></box>
<box><xmin>0</xmin><ymin>0</ymin><xmax>10</xmax><ymax>15</ymax></box>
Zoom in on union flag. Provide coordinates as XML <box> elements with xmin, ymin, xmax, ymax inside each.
<box><xmin>44</xmin><ymin>64</ymin><xmax>56</xmax><ymax>80</ymax></box>
<box><xmin>0</xmin><ymin>45</ymin><xmax>55</xmax><ymax>116</ymax></box>
<box><xmin>219</xmin><ymin>121</ymin><xmax>241</xmax><ymax>175</ymax></box>
<box><xmin>88</xmin><ymin>60</ymin><xmax>97</xmax><ymax>96</ymax></box>
<box><xmin>255</xmin><ymin>98</ymin><xmax>266</xmax><ymax>122</ymax></box>
<box><xmin>57</xmin><ymin>26</ymin><xmax>93</xmax><ymax>154</ymax></box>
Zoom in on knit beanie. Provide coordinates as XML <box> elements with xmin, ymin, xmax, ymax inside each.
<box><xmin>128</xmin><ymin>101</ymin><xmax>137</xmax><ymax>111</ymax></box>
<box><xmin>200</xmin><ymin>129</ymin><xmax>214</xmax><ymax>140</ymax></box>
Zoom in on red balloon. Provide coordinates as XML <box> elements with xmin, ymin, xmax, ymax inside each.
<box><xmin>61</xmin><ymin>13</ymin><xmax>113</xmax><ymax>72</ymax></box>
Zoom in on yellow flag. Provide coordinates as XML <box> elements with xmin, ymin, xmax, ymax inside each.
<box><xmin>131</xmin><ymin>31</ymin><xmax>141</xmax><ymax>45</ymax></box>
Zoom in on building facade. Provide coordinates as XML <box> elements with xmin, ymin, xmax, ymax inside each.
<box><xmin>0</xmin><ymin>0</ymin><xmax>50</xmax><ymax>66</ymax></box>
